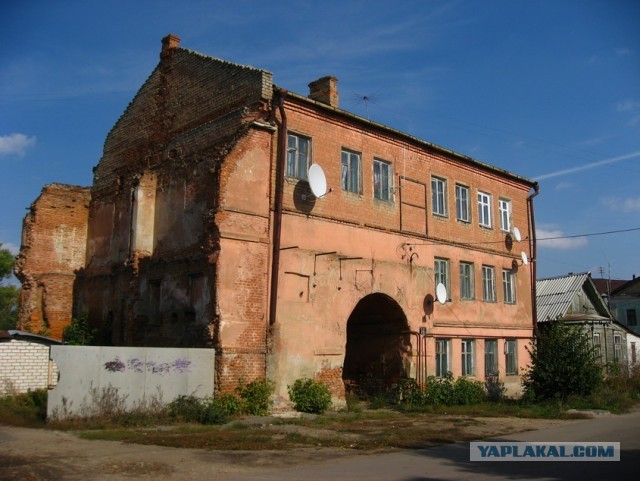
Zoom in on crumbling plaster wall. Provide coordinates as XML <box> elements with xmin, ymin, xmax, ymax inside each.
<box><xmin>15</xmin><ymin>184</ymin><xmax>90</xmax><ymax>339</ymax></box>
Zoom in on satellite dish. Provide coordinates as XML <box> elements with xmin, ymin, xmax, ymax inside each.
<box><xmin>521</xmin><ymin>251</ymin><xmax>529</xmax><ymax>265</ymax></box>
<box><xmin>436</xmin><ymin>283</ymin><xmax>448</xmax><ymax>305</ymax></box>
<box><xmin>512</xmin><ymin>227</ymin><xmax>522</xmax><ymax>242</ymax></box>
<box><xmin>308</xmin><ymin>164</ymin><xmax>327</xmax><ymax>198</ymax></box>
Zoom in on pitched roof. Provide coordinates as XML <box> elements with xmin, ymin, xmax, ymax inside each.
<box><xmin>536</xmin><ymin>272</ymin><xmax>612</xmax><ymax>323</ymax></box>
<box><xmin>591</xmin><ymin>278</ymin><xmax>630</xmax><ymax>295</ymax></box>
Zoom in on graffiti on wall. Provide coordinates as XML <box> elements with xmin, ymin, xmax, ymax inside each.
<box><xmin>104</xmin><ymin>357</ymin><xmax>192</xmax><ymax>375</ymax></box>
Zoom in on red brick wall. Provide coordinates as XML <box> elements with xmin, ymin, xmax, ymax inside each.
<box><xmin>15</xmin><ymin>184</ymin><xmax>90</xmax><ymax>339</ymax></box>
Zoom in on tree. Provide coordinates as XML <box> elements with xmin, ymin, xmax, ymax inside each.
<box><xmin>0</xmin><ymin>242</ymin><xmax>19</xmax><ymax>330</ymax></box>
<box><xmin>523</xmin><ymin>321</ymin><xmax>603</xmax><ymax>401</ymax></box>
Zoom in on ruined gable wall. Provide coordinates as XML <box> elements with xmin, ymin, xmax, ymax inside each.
<box><xmin>15</xmin><ymin>184</ymin><xmax>90</xmax><ymax>339</ymax></box>
<box><xmin>75</xmin><ymin>43</ymin><xmax>275</xmax><ymax>376</ymax></box>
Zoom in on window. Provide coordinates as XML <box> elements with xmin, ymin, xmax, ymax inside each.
<box><xmin>434</xmin><ymin>258</ymin><xmax>450</xmax><ymax>293</ymax></box>
<box><xmin>461</xmin><ymin>339</ymin><xmax>475</xmax><ymax>376</ymax></box>
<box><xmin>482</xmin><ymin>265</ymin><xmax>496</xmax><ymax>302</ymax></box>
<box><xmin>478</xmin><ymin>191</ymin><xmax>492</xmax><ymax>228</ymax></box>
<box><xmin>485</xmin><ymin>340</ymin><xmax>498</xmax><ymax>377</ymax></box>
<box><xmin>505</xmin><ymin>339</ymin><xmax>518</xmax><ymax>375</ymax></box>
<box><xmin>593</xmin><ymin>333</ymin><xmax>602</xmax><ymax>361</ymax></box>
<box><xmin>502</xmin><ymin>269</ymin><xmax>516</xmax><ymax>304</ymax></box>
<box><xmin>627</xmin><ymin>309</ymin><xmax>637</xmax><ymax>326</ymax></box>
<box><xmin>459</xmin><ymin>262</ymin><xmax>474</xmax><ymax>300</ymax></box>
<box><xmin>499</xmin><ymin>198</ymin><xmax>511</xmax><ymax>232</ymax></box>
<box><xmin>341</xmin><ymin>149</ymin><xmax>361</xmax><ymax>193</ymax></box>
<box><xmin>431</xmin><ymin>176</ymin><xmax>447</xmax><ymax>216</ymax></box>
<box><xmin>614</xmin><ymin>334</ymin><xmax>622</xmax><ymax>361</ymax></box>
<box><xmin>435</xmin><ymin>339</ymin><xmax>451</xmax><ymax>377</ymax></box>
<box><xmin>455</xmin><ymin>184</ymin><xmax>470</xmax><ymax>222</ymax></box>
<box><xmin>373</xmin><ymin>158</ymin><xmax>392</xmax><ymax>201</ymax></box>
<box><xmin>286</xmin><ymin>134</ymin><xmax>311</xmax><ymax>180</ymax></box>
<box><xmin>631</xmin><ymin>342</ymin><xmax>637</xmax><ymax>365</ymax></box>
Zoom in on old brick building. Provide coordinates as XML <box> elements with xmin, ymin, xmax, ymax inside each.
<box><xmin>17</xmin><ymin>35</ymin><xmax>538</xmax><ymax>400</ymax></box>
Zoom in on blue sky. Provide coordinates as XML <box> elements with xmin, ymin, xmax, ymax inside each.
<box><xmin>1</xmin><ymin>0</ymin><xmax>639</xmax><ymax>282</ymax></box>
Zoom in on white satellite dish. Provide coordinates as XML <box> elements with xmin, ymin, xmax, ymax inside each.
<box><xmin>308</xmin><ymin>164</ymin><xmax>327</xmax><ymax>198</ymax></box>
<box><xmin>512</xmin><ymin>227</ymin><xmax>522</xmax><ymax>242</ymax></box>
<box><xmin>436</xmin><ymin>283</ymin><xmax>448</xmax><ymax>305</ymax></box>
<box><xmin>521</xmin><ymin>251</ymin><xmax>529</xmax><ymax>265</ymax></box>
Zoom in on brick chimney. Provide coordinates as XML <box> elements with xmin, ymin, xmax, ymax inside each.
<box><xmin>308</xmin><ymin>76</ymin><xmax>339</xmax><ymax>108</ymax></box>
<box><xmin>161</xmin><ymin>34</ymin><xmax>180</xmax><ymax>59</ymax></box>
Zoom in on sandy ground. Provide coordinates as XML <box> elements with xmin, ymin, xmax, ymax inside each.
<box><xmin>0</xmin><ymin>416</ymin><xmax>576</xmax><ymax>481</ymax></box>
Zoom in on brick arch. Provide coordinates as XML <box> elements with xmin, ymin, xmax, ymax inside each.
<box><xmin>342</xmin><ymin>293</ymin><xmax>410</xmax><ymax>399</ymax></box>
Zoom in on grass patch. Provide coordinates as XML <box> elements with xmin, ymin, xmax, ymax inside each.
<box><xmin>0</xmin><ymin>389</ymin><xmax>47</xmax><ymax>427</ymax></box>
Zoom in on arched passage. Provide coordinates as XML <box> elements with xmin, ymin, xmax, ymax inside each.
<box><xmin>342</xmin><ymin>293</ymin><xmax>411</xmax><ymax>398</ymax></box>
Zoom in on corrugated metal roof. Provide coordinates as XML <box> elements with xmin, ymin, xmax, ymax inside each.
<box><xmin>536</xmin><ymin>272</ymin><xmax>591</xmax><ymax>323</ymax></box>
<box><xmin>0</xmin><ymin>330</ymin><xmax>62</xmax><ymax>345</ymax></box>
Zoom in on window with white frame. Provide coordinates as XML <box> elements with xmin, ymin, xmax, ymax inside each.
<box><xmin>593</xmin><ymin>332</ymin><xmax>602</xmax><ymax>361</ymax></box>
<box><xmin>614</xmin><ymin>334</ymin><xmax>622</xmax><ymax>361</ymax></box>
<box><xmin>482</xmin><ymin>265</ymin><xmax>496</xmax><ymax>302</ymax></box>
<box><xmin>435</xmin><ymin>338</ymin><xmax>451</xmax><ymax>377</ymax></box>
<box><xmin>459</xmin><ymin>262</ymin><xmax>474</xmax><ymax>300</ymax></box>
<box><xmin>505</xmin><ymin>339</ymin><xmax>518</xmax><ymax>375</ymax></box>
<box><xmin>485</xmin><ymin>339</ymin><xmax>498</xmax><ymax>377</ymax></box>
<box><xmin>478</xmin><ymin>191</ymin><xmax>492</xmax><ymax>228</ymax></box>
<box><xmin>341</xmin><ymin>149</ymin><xmax>361</xmax><ymax>193</ymax></box>
<box><xmin>373</xmin><ymin>158</ymin><xmax>392</xmax><ymax>201</ymax></box>
<box><xmin>502</xmin><ymin>269</ymin><xmax>516</xmax><ymax>304</ymax></box>
<box><xmin>431</xmin><ymin>176</ymin><xmax>447</xmax><ymax>216</ymax></box>
<box><xmin>434</xmin><ymin>258</ymin><xmax>450</xmax><ymax>293</ymax></box>
<box><xmin>499</xmin><ymin>198</ymin><xmax>511</xmax><ymax>232</ymax></box>
<box><xmin>455</xmin><ymin>184</ymin><xmax>470</xmax><ymax>222</ymax></box>
<box><xmin>286</xmin><ymin>133</ymin><xmax>311</xmax><ymax>180</ymax></box>
<box><xmin>461</xmin><ymin>339</ymin><xmax>475</xmax><ymax>376</ymax></box>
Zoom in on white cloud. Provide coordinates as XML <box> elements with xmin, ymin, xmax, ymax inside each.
<box><xmin>536</xmin><ymin>228</ymin><xmax>588</xmax><ymax>250</ymax></box>
<box><xmin>0</xmin><ymin>133</ymin><xmax>36</xmax><ymax>157</ymax></box>
<box><xmin>602</xmin><ymin>196</ymin><xmax>640</xmax><ymax>213</ymax></box>
<box><xmin>617</xmin><ymin>99</ymin><xmax>640</xmax><ymax>112</ymax></box>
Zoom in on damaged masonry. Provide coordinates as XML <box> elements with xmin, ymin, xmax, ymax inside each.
<box><xmin>16</xmin><ymin>34</ymin><xmax>538</xmax><ymax>404</ymax></box>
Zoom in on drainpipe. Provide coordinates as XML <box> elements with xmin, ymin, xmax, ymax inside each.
<box><xmin>527</xmin><ymin>183</ymin><xmax>540</xmax><ymax>329</ymax></box>
<box><xmin>269</xmin><ymin>88</ymin><xmax>288</xmax><ymax>326</ymax></box>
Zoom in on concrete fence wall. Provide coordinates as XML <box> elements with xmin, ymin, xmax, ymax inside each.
<box><xmin>47</xmin><ymin>346</ymin><xmax>215</xmax><ymax>419</ymax></box>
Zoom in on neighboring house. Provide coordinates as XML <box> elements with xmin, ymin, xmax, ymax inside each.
<box><xmin>608</xmin><ymin>276</ymin><xmax>640</xmax><ymax>336</ymax></box>
<box><xmin>537</xmin><ymin>272</ymin><xmax>628</xmax><ymax>372</ymax></box>
<box><xmin>16</xmin><ymin>34</ymin><xmax>539</xmax><ymax>402</ymax></box>
<box><xmin>0</xmin><ymin>330</ymin><xmax>61</xmax><ymax>396</ymax></box>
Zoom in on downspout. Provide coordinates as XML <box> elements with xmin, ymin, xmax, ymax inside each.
<box><xmin>527</xmin><ymin>183</ymin><xmax>540</xmax><ymax>328</ymax></box>
<box><xmin>269</xmin><ymin>88</ymin><xmax>288</xmax><ymax>327</ymax></box>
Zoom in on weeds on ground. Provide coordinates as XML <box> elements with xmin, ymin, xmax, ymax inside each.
<box><xmin>0</xmin><ymin>388</ymin><xmax>47</xmax><ymax>426</ymax></box>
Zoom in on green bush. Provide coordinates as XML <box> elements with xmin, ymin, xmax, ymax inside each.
<box><xmin>288</xmin><ymin>378</ymin><xmax>332</xmax><ymax>414</ymax></box>
<box><xmin>236</xmin><ymin>378</ymin><xmax>274</xmax><ymax>416</ymax></box>
<box><xmin>0</xmin><ymin>389</ymin><xmax>48</xmax><ymax>426</ymax></box>
<box><xmin>396</xmin><ymin>374</ymin><xmax>486</xmax><ymax>409</ymax></box>
<box><xmin>167</xmin><ymin>395</ymin><xmax>204</xmax><ymax>422</ymax></box>
<box><xmin>62</xmin><ymin>314</ymin><xmax>97</xmax><ymax>345</ymax></box>
<box><xmin>523</xmin><ymin>322</ymin><xmax>603</xmax><ymax>401</ymax></box>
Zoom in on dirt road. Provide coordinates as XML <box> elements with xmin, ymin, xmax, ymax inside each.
<box><xmin>0</xmin><ymin>416</ymin><xmax>575</xmax><ymax>481</ymax></box>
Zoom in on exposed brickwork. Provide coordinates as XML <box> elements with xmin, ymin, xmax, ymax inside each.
<box><xmin>18</xmin><ymin>36</ymin><xmax>537</xmax><ymax>400</ymax></box>
<box><xmin>15</xmin><ymin>184</ymin><xmax>90</xmax><ymax>339</ymax></box>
